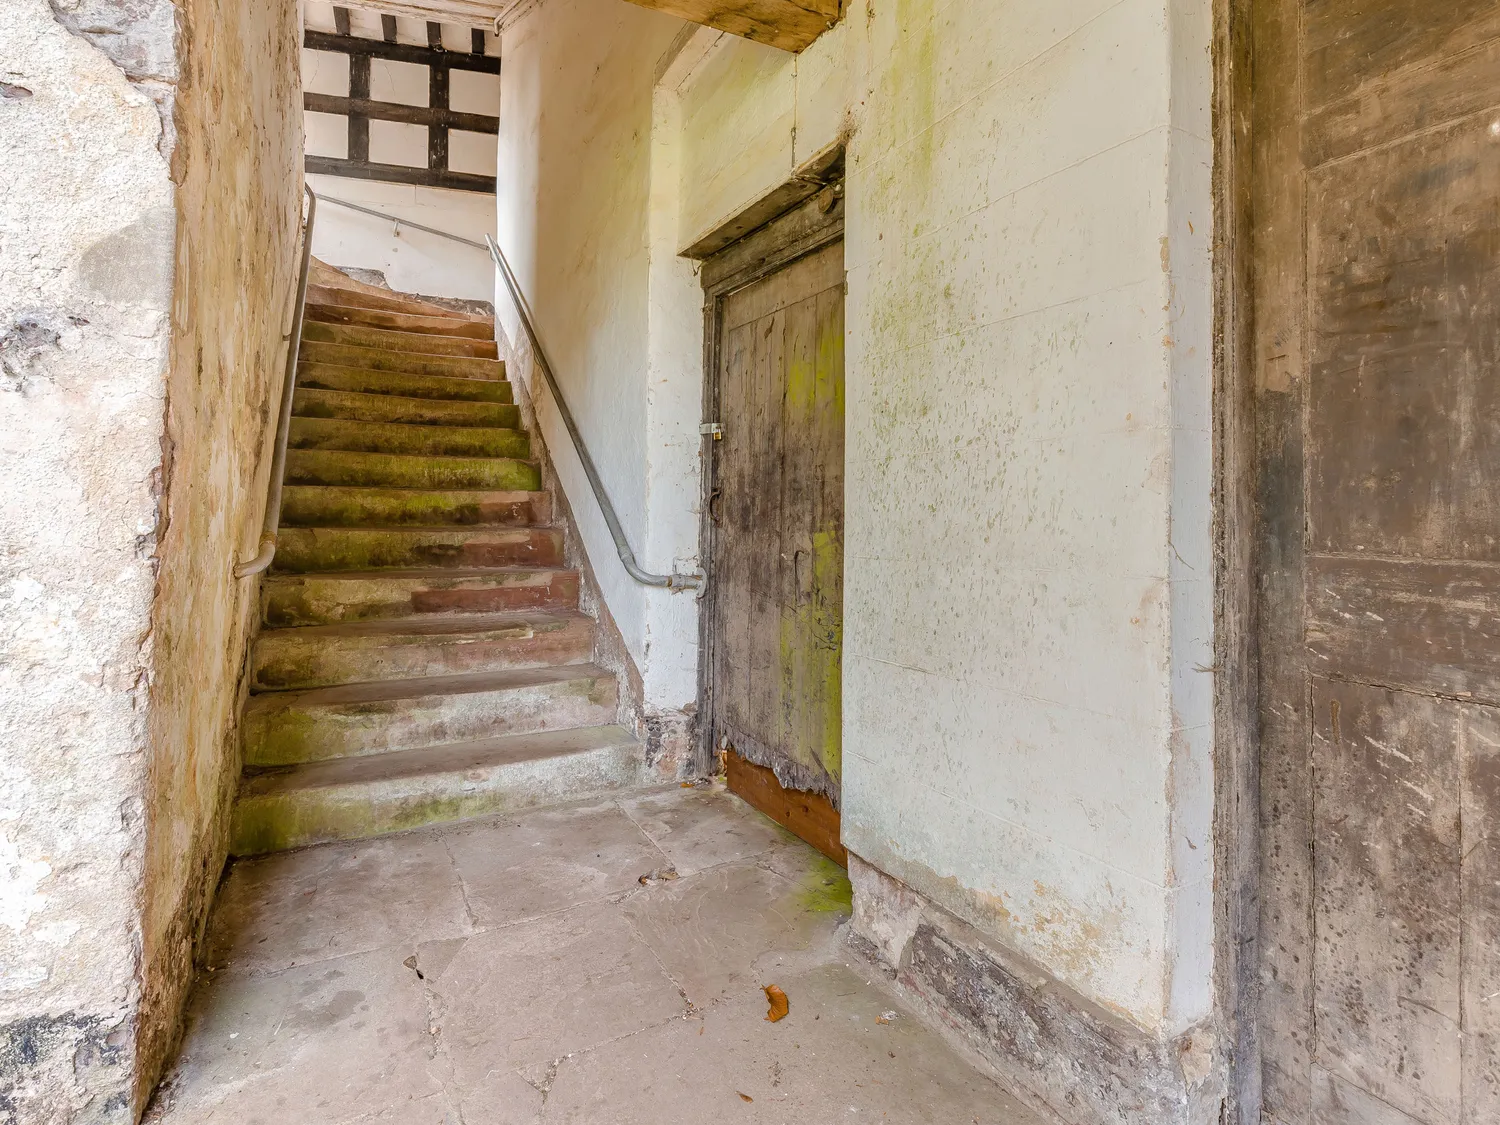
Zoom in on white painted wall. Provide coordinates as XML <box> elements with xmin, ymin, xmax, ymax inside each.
<box><xmin>497</xmin><ymin>0</ymin><xmax>701</xmax><ymax>712</ymax></box>
<box><xmin>302</xmin><ymin>2</ymin><xmax>500</xmax><ymax>302</ymax></box>
<box><xmin>498</xmin><ymin>0</ymin><xmax>1215</xmax><ymax>1036</ymax></box>
<box><xmin>306</xmin><ymin>175</ymin><xmax>497</xmax><ymax>301</ymax></box>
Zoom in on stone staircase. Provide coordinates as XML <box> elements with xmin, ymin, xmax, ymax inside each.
<box><xmin>229</xmin><ymin>269</ymin><xmax>644</xmax><ymax>856</ymax></box>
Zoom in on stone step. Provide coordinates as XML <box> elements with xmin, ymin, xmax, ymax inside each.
<box><xmin>261</xmin><ymin>568</ymin><xmax>581</xmax><ymax>627</ymax></box>
<box><xmin>283</xmin><ymin>449</ymin><xmax>540</xmax><ymax>491</ymax></box>
<box><xmin>302</xmin><ymin>319</ymin><xmax>498</xmax><ymax>359</ymax></box>
<box><xmin>292</xmin><ymin>387</ymin><xmax>520</xmax><ymax>429</ymax></box>
<box><xmin>305</xmin><ymin>301</ymin><xmax>495</xmax><ymax>340</ymax></box>
<box><xmin>280</xmin><ymin>486</ymin><xmax>551</xmax><ymax>529</ymax></box>
<box><xmin>306</xmin><ymin>283</ymin><xmax>472</xmax><ymax>319</ymax></box>
<box><xmin>229</xmin><ymin>724</ymin><xmax>644</xmax><ymax>855</ymax></box>
<box><xmin>288</xmin><ymin>417</ymin><xmax>531</xmax><ymax>459</ymax></box>
<box><xmin>243</xmin><ymin>664</ymin><xmax>619</xmax><ymax>766</ymax></box>
<box><xmin>273</xmin><ymin>525</ymin><xmax>563</xmax><ymax>572</ymax></box>
<box><xmin>297</xmin><ymin>361</ymin><xmax>513</xmax><ymax>403</ymax></box>
<box><xmin>250</xmin><ymin>610</ymin><xmax>594</xmax><ymax>691</ymax></box>
<box><xmin>300</xmin><ymin>340</ymin><xmax>504</xmax><ymax>381</ymax></box>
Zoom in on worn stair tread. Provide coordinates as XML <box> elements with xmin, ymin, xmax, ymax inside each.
<box><xmin>288</xmin><ymin>416</ymin><xmax>531</xmax><ymax>458</ymax></box>
<box><xmin>245</xmin><ymin>662</ymin><xmax>613</xmax><ymax>707</ymax></box>
<box><xmin>239</xmin><ymin>724</ymin><xmax>639</xmax><ymax>797</ymax></box>
<box><xmin>297</xmin><ymin>361</ymin><xmax>514</xmax><ymax>403</ymax></box>
<box><xmin>305</xmin><ymin>302</ymin><xmax>495</xmax><ymax>340</ymax></box>
<box><xmin>281</xmin><ymin>486</ymin><xmax>550</xmax><ymax>529</ymax></box>
<box><xmin>292</xmin><ymin>387</ymin><xmax>520</xmax><ymax>427</ymax></box>
<box><xmin>300</xmin><ymin>340</ymin><xmax>505</xmax><ymax>380</ymax></box>
<box><xmin>283</xmin><ymin>449</ymin><xmax>541</xmax><ymax>492</ymax></box>
<box><xmin>302</xmin><ymin>320</ymin><xmax>498</xmax><ymax>359</ymax></box>
<box><xmin>267</xmin><ymin>565</ymin><xmax>574</xmax><ymax>582</ymax></box>
<box><xmin>259</xmin><ymin>609</ymin><xmax>590</xmax><ymax>642</ymax></box>
<box><xmin>305</xmin><ymin>283</ymin><xmax>477</xmax><ymax>320</ymax></box>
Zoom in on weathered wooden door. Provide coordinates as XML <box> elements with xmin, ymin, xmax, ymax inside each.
<box><xmin>704</xmin><ymin>231</ymin><xmax>844</xmax><ymax>814</ymax></box>
<box><xmin>1250</xmin><ymin>5</ymin><xmax>1500</xmax><ymax>1124</ymax></box>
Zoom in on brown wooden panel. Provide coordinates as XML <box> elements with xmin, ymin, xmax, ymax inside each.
<box><xmin>1306</xmin><ymin>116</ymin><xmax>1500</xmax><ymax>561</ymax></box>
<box><xmin>1306</xmin><ymin>37</ymin><xmax>1500</xmax><ymax>168</ymax></box>
<box><xmin>1463</xmin><ymin>716</ymin><xmax>1500</xmax><ymax>1125</ymax></box>
<box><xmin>724</xmin><ymin>750</ymin><xmax>845</xmax><ymax>865</ymax></box>
<box><xmin>1306</xmin><ymin>555</ymin><xmax>1500</xmax><ymax>704</ymax></box>
<box><xmin>1312</xmin><ymin>679</ymin><xmax>1463</xmax><ymax>1125</ymax></box>
<box><xmin>1303</xmin><ymin>1</ymin><xmax>1500</xmax><ymax>108</ymax></box>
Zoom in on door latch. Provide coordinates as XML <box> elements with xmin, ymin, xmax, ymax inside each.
<box><xmin>699</xmin><ymin>422</ymin><xmax>723</xmax><ymax>440</ymax></box>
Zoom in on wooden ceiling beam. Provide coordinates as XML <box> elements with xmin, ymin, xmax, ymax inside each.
<box><xmin>618</xmin><ymin>0</ymin><xmax>840</xmax><ymax>52</ymax></box>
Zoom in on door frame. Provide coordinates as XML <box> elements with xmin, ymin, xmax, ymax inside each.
<box><xmin>694</xmin><ymin>183</ymin><xmax>846</xmax><ymax>779</ymax></box>
<box><xmin>1214</xmin><ymin>1</ymin><xmax>1262</xmax><ymax>1122</ymax></box>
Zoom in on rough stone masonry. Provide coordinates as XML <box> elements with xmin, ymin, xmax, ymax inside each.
<box><xmin>1</xmin><ymin>0</ymin><xmax>301</xmax><ymax>1119</ymax></box>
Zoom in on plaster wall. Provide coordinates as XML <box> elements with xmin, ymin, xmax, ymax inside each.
<box><xmin>497</xmin><ymin>0</ymin><xmax>700</xmax><ymax>714</ymax></box>
<box><xmin>306</xmin><ymin>175</ymin><xmax>498</xmax><ymax>303</ymax></box>
<box><xmin>0</xmin><ymin>0</ymin><xmax>301</xmax><ymax>1117</ymax></box>
<box><xmin>497</xmin><ymin>0</ymin><xmax>1214</xmax><ymax>1041</ymax></box>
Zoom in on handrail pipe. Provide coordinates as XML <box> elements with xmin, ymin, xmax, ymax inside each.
<box><xmin>485</xmin><ymin>234</ymin><xmax>703</xmax><ymax>593</ymax></box>
<box><xmin>235</xmin><ymin>185</ymin><xmax>317</xmax><ymax>578</ymax></box>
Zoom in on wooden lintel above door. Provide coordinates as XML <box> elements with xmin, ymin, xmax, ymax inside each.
<box><xmin>619</xmin><ymin>0</ymin><xmax>840</xmax><ymax>52</ymax></box>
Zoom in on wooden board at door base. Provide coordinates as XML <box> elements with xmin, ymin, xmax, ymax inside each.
<box><xmin>724</xmin><ymin>750</ymin><xmax>845</xmax><ymax>866</ymax></box>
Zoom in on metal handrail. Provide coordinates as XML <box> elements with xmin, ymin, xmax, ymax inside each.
<box><xmin>317</xmin><ymin>192</ymin><xmax>489</xmax><ymax>251</ymax></box>
<box><xmin>486</xmin><ymin>234</ymin><xmax>704</xmax><ymax>593</ymax></box>
<box><xmin>235</xmin><ymin>185</ymin><xmax>317</xmax><ymax>578</ymax></box>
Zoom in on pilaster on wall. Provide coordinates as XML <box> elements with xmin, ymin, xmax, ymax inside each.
<box><xmin>0</xmin><ymin>0</ymin><xmax>303</xmax><ymax>1116</ymax></box>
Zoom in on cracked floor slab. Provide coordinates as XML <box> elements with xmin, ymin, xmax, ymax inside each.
<box><xmin>146</xmin><ymin>785</ymin><xmax>1044</xmax><ymax>1124</ymax></box>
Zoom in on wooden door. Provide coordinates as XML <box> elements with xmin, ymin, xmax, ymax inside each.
<box><xmin>1249</xmin><ymin>5</ymin><xmax>1500</xmax><ymax>1124</ymax></box>
<box><xmin>706</xmin><ymin>236</ymin><xmax>844</xmax><ymax>815</ymax></box>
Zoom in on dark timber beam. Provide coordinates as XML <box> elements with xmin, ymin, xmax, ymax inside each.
<box><xmin>306</xmin><ymin>156</ymin><xmax>496</xmax><ymax>194</ymax></box>
<box><xmin>304</xmin><ymin>29</ymin><xmax>499</xmax><ymax>73</ymax></box>
<box><xmin>619</xmin><ymin>0</ymin><xmax>841</xmax><ymax>52</ymax></box>
<box><xmin>303</xmin><ymin>26</ymin><xmax>499</xmax><ymax>194</ymax></box>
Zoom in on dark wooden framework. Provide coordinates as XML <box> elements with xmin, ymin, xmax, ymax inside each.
<box><xmin>303</xmin><ymin>13</ymin><xmax>499</xmax><ymax>194</ymax></box>
<box><xmin>695</xmin><ymin>180</ymin><xmax>845</xmax><ymax>779</ymax></box>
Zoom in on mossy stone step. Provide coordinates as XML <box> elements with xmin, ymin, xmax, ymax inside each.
<box><xmin>283</xmin><ymin>448</ymin><xmax>539</xmax><ymax>490</ymax></box>
<box><xmin>251</xmin><ymin>610</ymin><xmax>594</xmax><ymax>691</ymax></box>
<box><xmin>261</xmin><ymin>568</ymin><xmax>581</xmax><ymax>627</ymax></box>
<box><xmin>297</xmin><ymin>361</ymin><xmax>513</xmax><ymax>404</ymax></box>
<box><xmin>306</xmin><ymin>283</ymin><xmax>470</xmax><ymax>319</ymax></box>
<box><xmin>280</xmin><ymin>486</ymin><xmax>550</xmax><ymax>529</ymax></box>
<box><xmin>229</xmin><ymin>725</ymin><xmax>645</xmax><ymax>855</ymax></box>
<box><xmin>300</xmin><ymin>340</ymin><xmax>504</xmax><ymax>381</ymax></box>
<box><xmin>272</xmin><ymin>525</ymin><xmax>563</xmax><ymax>572</ymax></box>
<box><xmin>302</xmin><ymin>320</ymin><xmax>498</xmax><ymax>359</ymax></box>
<box><xmin>288</xmin><ymin>417</ymin><xmax>531</xmax><ymax>459</ymax></box>
<box><xmin>243</xmin><ymin>664</ymin><xmax>619</xmax><ymax>766</ymax></box>
<box><xmin>292</xmin><ymin>387</ymin><xmax>520</xmax><ymax>429</ymax></box>
<box><xmin>305</xmin><ymin>301</ymin><xmax>494</xmax><ymax>340</ymax></box>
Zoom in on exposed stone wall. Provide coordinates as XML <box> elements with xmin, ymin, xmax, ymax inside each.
<box><xmin>0</xmin><ymin>0</ymin><xmax>301</xmax><ymax>1118</ymax></box>
<box><xmin>136</xmin><ymin>0</ymin><xmax>303</xmax><ymax>1108</ymax></box>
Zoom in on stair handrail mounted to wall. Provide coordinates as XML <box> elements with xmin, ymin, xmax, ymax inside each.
<box><xmin>485</xmin><ymin>234</ymin><xmax>705</xmax><ymax>594</ymax></box>
<box><xmin>235</xmin><ymin>184</ymin><xmax>318</xmax><ymax>579</ymax></box>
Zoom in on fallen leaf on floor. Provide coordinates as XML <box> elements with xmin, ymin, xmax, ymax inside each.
<box><xmin>698</xmin><ymin>1025</ymin><xmax>705</xmax><ymax>1035</ymax></box>
<box><xmin>764</xmin><ymin>984</ymin><xmax>789</xmax><ymax>1022</ymax></box>
<box><xmin>638</xmin><ymin>866</ymin><xmax>680</xmax><ymax>885</ymax></box>
<box><xmin>402</xmin><ymin>954</ymin><xmax>424</xmax><ymax>980</ymax></box>
<box><xmin>738</xmin><ymin>1092</ymin><xmax>754</xmax><ymax>1103</ymax></box>
<box><xmin>876</xmin><ymin>1011</ymin><xmax>897</xmax><ymax>1025</ymax></box>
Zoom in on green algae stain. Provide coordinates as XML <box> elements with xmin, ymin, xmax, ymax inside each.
<box><xmin>796</xmin><ymin>854</ymin><xmax>853</xmax><ymax>914</ymax></box>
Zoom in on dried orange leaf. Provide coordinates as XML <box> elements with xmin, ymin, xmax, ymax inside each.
<box><xmin>763</xmin><ymin>984</ymin><xmax>789</xmax><ymax>1022</ymax></box>
<box><xmin>738</xmin><ymin>1092</ymin><xmax>753</xmax><ymax>1103</ymax></box>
